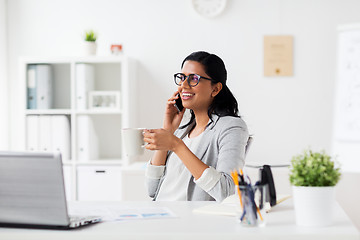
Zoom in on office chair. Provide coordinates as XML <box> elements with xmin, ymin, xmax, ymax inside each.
<box><xmin>245</xmin><ymin>135</ymin><xmax>253</xmax><ymax>157</ymax></box>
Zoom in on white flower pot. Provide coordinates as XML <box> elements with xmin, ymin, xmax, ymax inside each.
<box><xmin>83</xmin><ymin>41</ymin><xmax>97</xmax><ymax>56</ymax></box>
<box><xmin>292</xmin><ymin>186</ymin><xmax>335</xmax><ymax>227</ymax></box>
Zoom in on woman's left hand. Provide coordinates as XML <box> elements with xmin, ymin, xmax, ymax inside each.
<box><xmin>143</xmin><ymin>129</ymin><xmax>181</xmax><ymax>152</ymax></box>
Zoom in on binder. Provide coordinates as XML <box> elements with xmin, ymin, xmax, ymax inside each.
<box><xmin>77</xmin><ymin>115</ymin><xmax>99</xmax><ymax>161</ymax></box>
<box><xmin>52</xmin><ymin>115</ymin><xmax>71</xmax><ymax>161</ymax></box>
<box><xmin>26</xmin><ymin>115</ymin><xmax>39</xmax><ymax>151</ymax></box>
<box><xmin>27</xmin><ymin>65</ymin><xmax>37</xmax><ymax>109</ymax></box>
<box><xmin>36</xmin><ymin>64</ymin><xmax>53</xmax><ymax>109</ymax></box>
<box><xmin>76</xmin><ymin>64</ymin><xmax>94</xmax><ymax>109</ymax></box>
<box><xmin>38</xmin><ymin>115</ymin><xmax>52</xmax><ymax>152</ymax></box>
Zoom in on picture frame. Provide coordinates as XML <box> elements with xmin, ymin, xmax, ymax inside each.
<box><xmin>88</xmin><ymin>91</ymin><xmax>121</xmax><ymax>110</ymax></box>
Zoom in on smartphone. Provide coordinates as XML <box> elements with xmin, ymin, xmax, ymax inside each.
<box><xmin>174</xmin><ymin>94</ymin><xmax>184</xmax><ymax>112</ymax></box>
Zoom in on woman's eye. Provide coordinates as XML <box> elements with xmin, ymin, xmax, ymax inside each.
<box><xmin>177</xmin><ymin>75</ymin><xmax>184</xmax><ymax>81</ymax></box>
<box><xmin>191</xmin><ymin>75</ymin><xmax>200</xmax><ymax>81</ymax></box>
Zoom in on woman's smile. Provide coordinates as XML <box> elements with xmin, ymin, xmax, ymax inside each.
<box><xmin>182</xmin><ymin>92</ymin><xmax>194</xmax><ymax>100</ymax></box>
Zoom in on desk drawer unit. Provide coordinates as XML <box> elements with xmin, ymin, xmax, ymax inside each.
<box><xmin>77</xmin><ymin>165</ymin><xmax>122</xmax><ymax>201</ymax></box>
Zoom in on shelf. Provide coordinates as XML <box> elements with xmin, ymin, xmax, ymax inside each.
<box><xmin>20</xmin><ymin>55</ymin><xmax>127</xmax><ymax>64</ymax></box>
<box><xmin>21</xmin><ymin>56</ymin><xmax>138</xmax><ymax>201</ymax></box>
<box><xmin>62</xmin><ymin>161</ymin><xmax>75</xmax><ymax>165</ymax></box>
<box><xmin>74</xmin><ymin>56</ymin><xmax>127</xmax><ymax>63</ymax></box>
<box><xmin>75</xmin><ymin>159</ymin><xmax>124</xmax><ymax>166</ymax></box>
<box><xmin>75</xmin><ymin>109</ymin><xmax>123</xmax><ymax>115</ymax></box>
<box><xmin>25</xmin><ymin>109</ymin><xmax>72</xmax><ymax>115</ymax></box>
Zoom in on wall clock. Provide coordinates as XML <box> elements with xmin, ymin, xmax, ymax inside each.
<box><xmin>192</xmin><ymin>0</ymin><xmax>227</xmax><ymax>18</ymax></box>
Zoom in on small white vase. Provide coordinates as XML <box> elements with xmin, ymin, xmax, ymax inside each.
<box><xmin>292</xmin><ymin>186</ymin><xmax>335</xmax><ymax>227</ymax></box>
<box><xmin>83</xmin><ymin>41</ymin><xmax>97</xmax><ymax>56</ymax></box>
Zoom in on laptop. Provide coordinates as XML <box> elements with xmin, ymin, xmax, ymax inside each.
<box><xmin>0</xmin><ymin>151</ymin><xmax>101</xmax><ymax>229</ymax></box>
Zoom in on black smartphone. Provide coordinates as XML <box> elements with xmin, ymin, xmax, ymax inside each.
<box><xmin>174</xmin><ymin>94</ymin><xmax>184</xmax><ymax>112</ymax></box>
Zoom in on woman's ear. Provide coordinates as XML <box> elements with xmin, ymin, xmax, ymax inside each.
<box><xmin>211</xmin><ymin>82</ymin><xmax>223</xmax><ymax>97</ymax></box>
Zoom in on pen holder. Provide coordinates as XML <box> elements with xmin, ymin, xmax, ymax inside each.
<box><xmin>236</xmin><ymin>184</ymin><xmax>268</xmax><ymax>227</ymax></box>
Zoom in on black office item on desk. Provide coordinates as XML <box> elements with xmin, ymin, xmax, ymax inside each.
<box><xmin>258</xmin><ymin>165</ymin><xmax>277</xmax><ymax>207</ymax></box>
<box><xmin>0</xmin><ymin>151</ymin><xmax>101</xmax><ymax>230</ymax></box>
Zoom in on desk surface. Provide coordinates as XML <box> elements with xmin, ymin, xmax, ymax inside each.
<box><xmin>0</xmin><ymin>200</ymin><xmax>359</xmax><ymax>240</ymax></box>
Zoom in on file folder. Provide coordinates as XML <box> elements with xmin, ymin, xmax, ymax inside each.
<box><xmin>27</xmin><ymin>65</ymin><xmax>37</xmax><ymax>109</ymax></box>
<box><xmin>26</xmin><ymin>115</ymin><xmax>39</xmax><ymax>151</ymax></box>
<box><xmin>36</xmin><ymin>65</ymin><xmax>53</xmax><ymax>109</ymax></box>
<box><xmin>76</xmin><ymin>64</ymin><xmax>94</xmax><ymax>109</ymax></box>
<box><xmin>52</xmin><ymin>115</ymin><xmax>71</xmax><ymax>161</ymax></box>
<box><xmin>39</xmin><ymin>115</ymin><xmax>52</xmax><ymax>152</ymax></box>
<box><xmin>77</xmin><ymin>115</ymin><xmax>99</xmax><ymax>161</ymax></box>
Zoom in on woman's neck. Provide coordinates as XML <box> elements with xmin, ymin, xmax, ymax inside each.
<box><xmin>189</xmin><ymin>110</ymin><xmax>209</xmax><ymax>138</ymax></box>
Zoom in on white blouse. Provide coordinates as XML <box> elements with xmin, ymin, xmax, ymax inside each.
<box><xmin>146</xmin><ymin>132</ymin><xmax>221</xmax><ymax>201</ymax></box>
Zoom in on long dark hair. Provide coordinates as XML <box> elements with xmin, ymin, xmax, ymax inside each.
<box><xmin>180</xmin><ymin>51</ymin><xmax>240</xmax><ymax>129</ymax></box>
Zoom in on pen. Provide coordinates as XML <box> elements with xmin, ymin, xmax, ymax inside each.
<box><xmin>231</xmin><ymin>170</ymin><xmax>243</xmax><ymax>208</ymax></box>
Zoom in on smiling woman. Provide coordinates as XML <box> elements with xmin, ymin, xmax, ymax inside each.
<box><xmin>143</xmin><ymin>51</ymin><xmax>249</xmax><ymax>202</ymax></box>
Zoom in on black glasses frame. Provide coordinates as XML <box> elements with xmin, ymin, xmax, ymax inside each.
<box><xmin>174</xmin><ymin>73</ymin><xmax>213</xmax><ymax>87</ymax></box>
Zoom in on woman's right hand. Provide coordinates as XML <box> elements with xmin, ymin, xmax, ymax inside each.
<box><xmin>163</xmin><ymin>91</ymin><xmax>185</xmax><ymax>133</ymax></box>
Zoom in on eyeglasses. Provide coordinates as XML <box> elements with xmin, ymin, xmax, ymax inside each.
<box><xmin>174</xmin><ymin>73</ymin><xmax>213</xmax><ymax>87</ymax></box>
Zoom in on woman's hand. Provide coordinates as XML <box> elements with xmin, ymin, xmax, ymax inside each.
<box><xmin>163</xmin><ymin>91</ymin><xmax>185</xmax><ymax>133</ymax></box>
<box><xmin>143</xmin><ymin>129</ymin><xmax>182</xmax><ymax>152</ymax></box>
<box><xmin>144</xmin><ymin>129</ymin><xmax>209</xmax><ymax>179</ymax></box>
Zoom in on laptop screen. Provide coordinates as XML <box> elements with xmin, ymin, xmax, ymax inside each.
<box><xmin>0</xmin><ymin>151</ymin><xmax>69</xmax><ymax>226</ymax></box>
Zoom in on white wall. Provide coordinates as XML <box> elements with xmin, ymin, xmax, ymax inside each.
<box><xmin>6</xmin><ymin>0</ymin><xmax>360</xmax><ymax>165</ymax></box>
<box><xmin>0</xmin><ymin>0</ymin><xmax>8</xmax><ymax>150</ymax></box>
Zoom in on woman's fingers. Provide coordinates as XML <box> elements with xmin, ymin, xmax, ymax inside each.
<box><xmin>168</xmin><ymin>91</ymin><xmax>180</xmax><ymax>102</ymax></box>
<box><xmin>143</xmin><ymin>137</ymin><xmax>153</xmax><ymax>144</ymax></box>
<box><xmin>172</xmin><ymin>91</ymin><xmax>179</xmax><ymax>98</ymax></box>
<box><xmin>145</xmin><ymin>143</ymin><xmax>156</xmax><ymax>150</ymax></box>
<box><xmin>143</xmin><ymin>130</ymin><xmax>154</xmax><ymax>142</ymax></box>
<box><xmin>167</xmin><ymin>99</ymin><xmax>176</xmax><ymax>105</ymax></box>
<box><xmin>143</xmin><ymin>129</ymin><xmax>174</xmax><ymax>151</ymax></box>
<box><xmin>143</xmin><ymin>129</ymin><xmax>159</xmax><ymax>141</ymax></box>
<box><xmin>144</xmin><ymin>130</ymin><xmax>156</xmax><ymax>148</ymax></box>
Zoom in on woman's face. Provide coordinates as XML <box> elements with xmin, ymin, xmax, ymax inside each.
<box><xmin>178</xmin><ymin>60</ymin><xmax>221</xmax><ymax>113</ymax></box>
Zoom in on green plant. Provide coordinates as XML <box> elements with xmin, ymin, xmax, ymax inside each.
<box><xmin>84</xmin><ymin>30</ymin><xmax>97</xmax><ymax>42</ymax></box>
<box><xmin>289</xmin><ymin>149</ymin><xmax>341</xmax><ymax>187</ymax></box>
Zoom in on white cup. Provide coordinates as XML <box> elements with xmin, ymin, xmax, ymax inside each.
<box><xmin>122</xmin><ymin>128</ymin><xmax>146</xmax><ymax>156</ymax></box>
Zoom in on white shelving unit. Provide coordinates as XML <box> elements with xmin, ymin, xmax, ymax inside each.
<box><xmin>19</xmin><ymin>56</ymin><xmax>149</xmax><ymax>201</ymax></box>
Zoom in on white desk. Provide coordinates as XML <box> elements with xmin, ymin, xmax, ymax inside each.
<box><xmin>0</xmin><ymin>200</ymin><xmax>358</xmax><ymax>240</ymax></box>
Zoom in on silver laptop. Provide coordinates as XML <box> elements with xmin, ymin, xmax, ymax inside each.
<box><xmin>0</xmin><ymin>151</ymin><xmax>101</xmax><ymax>229</ymax></box>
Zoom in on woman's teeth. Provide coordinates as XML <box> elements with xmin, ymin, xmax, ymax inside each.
<box><xmin>182</xmin><ymin>93</ymin><xmax>193</xmax><ymax>97</ymax></box>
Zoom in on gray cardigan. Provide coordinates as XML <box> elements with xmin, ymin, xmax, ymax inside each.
<box><xmin>146</xmin><ymin>114</ymin><xmax>249</xmax><ymax>202</ymax></box>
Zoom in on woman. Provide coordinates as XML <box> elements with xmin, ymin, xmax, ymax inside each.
<box><xmin>143</xmin><ymin>51</ymin><xmax>249</xmax><ymax>202</ymax></box>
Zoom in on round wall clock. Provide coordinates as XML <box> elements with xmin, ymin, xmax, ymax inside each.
<box><xmin>191</xmin><ymin>0</ymin><xmax>228</xmax><ymax>18</ymax></box>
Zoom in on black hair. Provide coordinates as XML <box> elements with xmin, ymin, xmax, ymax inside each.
<box><xmin>179</xmin><ymin>51</ymin><xmax>240</xmax><ymax>129</ymax></box>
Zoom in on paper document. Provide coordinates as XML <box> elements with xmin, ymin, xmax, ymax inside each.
<box><xmin>193</xmin><ymin>194</ymin><xmax>291</xmax><ymax>217</ymax></box>
<box><xmin>69</xmin><ymin>205</ymin><xmax>177</xmax><ymax>222</ymax></box>
<box><xmin>114</xmin><ymin>207</ymin><xmax>177</xmax><ymax>221</ymax></box>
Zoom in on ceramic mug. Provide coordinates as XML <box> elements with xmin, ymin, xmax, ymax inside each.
<box><xmin>122</xmin><ymin>128</ymin><xmax>146</xmax><ymax>156</ymax></box>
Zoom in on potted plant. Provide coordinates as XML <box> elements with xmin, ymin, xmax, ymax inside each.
<box><xmin>289</xmin><ymin>149</ymin><xmax>341</xmax><ymax>227</ymax></box>
<box><xmin>83</xmin><ymin>30</ymin><xmax>97</xmax><ymax>56</ymax></box>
